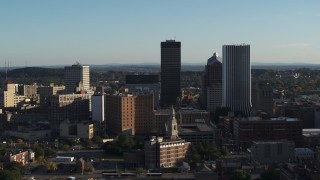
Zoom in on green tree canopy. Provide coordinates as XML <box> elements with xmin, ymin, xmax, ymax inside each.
<box><xmin>231</xmin><ymin>169</ymin><xmax>251</xmax><ymax>180</ymax></box>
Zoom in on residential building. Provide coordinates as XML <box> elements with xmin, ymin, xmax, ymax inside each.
<box><xmin>222</xmin><ymin>44</ymin><xmax>252</xmax><ymax>116</ymax></box>
<box><xmin>160</xmin><ymin>40</ymin><xmax>181</xmax><ymax>107</ymax></box>
<box><xmin>0</xmin><ymin>150</ymin><xmax>35</xmax><ymax>166</ymax></box>
<box><xmin>105</xmin><ymin>93</ymin><xmax>136</xmax><ymax>135</ymax></box>
<box><xmin>0</xmin><ymin>83</ymin><xmax>26</xmax><ymax>108</ymax></box>
<box><xmin>134</xmin><ymin>92</ymin><xmax>154</xmax><ymax>135</ymax></box>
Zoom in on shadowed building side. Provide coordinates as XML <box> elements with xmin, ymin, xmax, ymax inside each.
<box><xmin>160</xmin><ymin>40</ymin><xmax>181</xmax><ymax>107</ymax></box>
<box><xmin>222</xmin><ymin>45</ymin><xmax>252</xmax><ymax>116</ymax></box>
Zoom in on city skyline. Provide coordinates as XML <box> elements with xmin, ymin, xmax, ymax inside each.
<box><xmin>1</xmin><ymin>0</ymin><xmax>320</xmax><ymax>66</ymax></box>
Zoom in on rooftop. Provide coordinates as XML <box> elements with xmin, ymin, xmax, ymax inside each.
<box><xmin>179</xmin><ymin>123</ymin><xmax>215</xmax><ymax>133</ymax></box>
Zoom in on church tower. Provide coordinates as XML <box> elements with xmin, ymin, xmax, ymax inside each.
<box><xmin>166</xmin><ymin>106</ymin><xmax>179</xmax><ymax>139</ymax></box>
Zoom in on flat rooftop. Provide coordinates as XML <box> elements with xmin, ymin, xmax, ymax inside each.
<box><xmin>179</xmin><ymin>123</ymin><xmax>215</xmax><ymax>133</ymax></box>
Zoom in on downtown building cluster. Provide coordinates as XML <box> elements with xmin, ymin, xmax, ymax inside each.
<box><xmin>1</xmin><ymin>41</ymin><xmax>320</xmax><ymax>179</ymax></box>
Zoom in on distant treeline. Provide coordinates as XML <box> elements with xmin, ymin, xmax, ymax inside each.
<box><xmin>1</xmin><ymin>67</ymin><xmax>320</xmax><ymax>99</ymax></box>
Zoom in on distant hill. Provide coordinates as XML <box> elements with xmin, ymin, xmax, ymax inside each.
<box><xmin>0</xmin><ymin>67</ymin><xmax>64</xmax><ymax>87</ymax></box>
<box><xmin>1</xmin><ymin>62</ymin><xmax>320</xmax><ymax>72</ymax></box>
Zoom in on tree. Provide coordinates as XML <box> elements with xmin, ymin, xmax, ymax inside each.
<box><xmin>92</xmin><ymin>136</ymin><xmax>103</xmax><ymax>144</ymax></box>
<box><xmin>221</xmin><ymin>146</ymin><xmax>229</xmax><ymax>156</ymax></box>
<box><xmin>117</xmin><ymin>134</ymin><xmax>135</xmax><ymax>149</ymax></box>
<box><xmin>37</xmin><ymin>155</ymin><xmax>47</xmax><ymax>165</ymax></box>
<box><xmin>231</xmin><ymin>169</ymin><xmax>251</xmax><ymax>180</ymax></box>
<box><xmin>252</xmin><ymin>161</ymin><xmax>260</xmax><ymax>171</ymax></box>
<box><xmin>188</xmin><ymin>141</ymin><xmax>226</xmax><ymax>162</ymax></box>
<box><xmin>260</xmin><ymin>165</ymin><xmax>280</xmax><ymax>180</ymax></box>
<box><xmin>6</xmin><ymin>162</ymin><xmax>26</xmax><ymax>175</ymax></box>
<box><xmin>0</xmin><ymin>170</ymin><xmax>20</xmax><ymax>180</ymax></box>
<box><xmin>136</xmin><ymin>168</ymin><xmax>147</xmax><ymax>177</ymax></box>
<box><xmin>46</xmin><ymin>161</ymin><xmax>58</xmax><ymax>172</ymax></box>
<box><xmin>44</xmin><ymin>147</ymin><xmax>56</xmax><ymax>156</ymax></box>
<box><xmin>16</xmin><ymin>139</ymin><xmax>24</xmax><ymax>144</ymax></box>
<box><xmin>84</xmin><ymin>162</ymin><xmax>95</xmax><ymax>173</ymax></box>
<box><xmin>81</xmin><ymin>139</ymin><xmax>93</xmax><ymax>149</ymax></box>
<box><xmin>190</xmin><ymin>152</ymin><xmax>201</xmax><ymax>163</ymax></box>
<box><xmin>32</xmin><ymin>144</ymin><xmax>44</xmax><ymax>158</ymax></box>
<box><xmin>61</xmin><ymin>144</ymin><xmax>70</xmax><ymax>151</ymax></box>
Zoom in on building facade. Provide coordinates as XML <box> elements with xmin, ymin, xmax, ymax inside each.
<box><xmin>222</xmin><ymin>45</ymin><xmax>252</xmax><ymax>116</ymax></box>
<box><xmin>250</xmin><ymin>140</ymin><xmax>295</xmax><ymax>164</ymax></box>
<box><xmin>134</xmin><ymin>93</ymin><xmax>154</xmax><ymax>135</ymax></box>
<box><xmin>48</xmin><ymin>93</ymin><xmax>91</xmax><ymax>136</ymax></box>
<box><xmin>105</xmin><ymin>94</ymin><xmax>136</xmax><ymax>135</ymax></box>
<box><xmin>202</xmin><ymin>52</ymin><xmax>222</xmax><ymax>112</ymax></box>
<box><xmin>18</xmin><ymin>84</ymin><xmax>38</xmax><ymax>99</ymax></box>
<box><xmin>251</xmin><ymin>81</ymin><xmax>274</xmax><ymax>116</ymax></box>
<box><xmin>60</xmin><ymin>121</ymin><xmax>94</xmax><ymax>140</ymax></box>
<box><xmin>0</xmin><ymin>83</ymin><xmax>26</xmax><ymax>108</ymax></box>
<box><xmin>37</xmin><ymin>83</ymin><xmax>65</xmax><ymax>107</ymax></box>
<box><xmin>160</xmin><ymin>40</ymin><xmax>181</xmax><ymax>107</ymax></box>
<box><xmin>92</xmin><ymin>94</ymin><xmax>105</xmax><ymax>123</ymax></box>
<box><xmin>125</xmin><ymin>74</ymin><xmax>159</xmax><ymax>109</ymax></box>
<box><xmin>144</xmin><ymin>136</ymin><xmax>190</xmax><ymax>169</ymax></box>
<box><xmin>233</xmin><ymin>117</ymin><xmax>303</xmax><ymax>149</ymax></box>
<box><xmin>64</xmin><ymin>63</ymin><xmax>90</xmax><ymax>94</ymax></box>
<box><xmin>1</xmin><ymin>150</ymin><xmax>35</xmax><ymax>166</ymax></box>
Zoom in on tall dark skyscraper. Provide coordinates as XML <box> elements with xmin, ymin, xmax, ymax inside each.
<box><xmin>222</xmin><ymin>44</ymin><xmax>252</xmax><ymax>116</ymax></box>
<box><xmin>160</xmin><ymin>40</ymin><xmax>181</xmax><ymax>107</ymax></box>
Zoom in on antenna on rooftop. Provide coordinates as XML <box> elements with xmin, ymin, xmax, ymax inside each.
<box><xmin>5</xmin><ymin>60</ymin><xmax>8</xmax><ymax>81</ymax></box>
<box><xmin>75</xmin><ymin>57</ymin><xmax>81</xmax><ymax>65</ymax></box>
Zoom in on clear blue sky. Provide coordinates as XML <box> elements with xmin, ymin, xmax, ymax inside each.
<box><xmin>0</xmin><ymin>0</ymin><xmax>319</xmax><ymax>66</ymax></box>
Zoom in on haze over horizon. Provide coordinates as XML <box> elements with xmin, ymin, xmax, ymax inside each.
<box><xmin>1</xmin><ymin>0</ymin><xmax>319</xmax><ymax>66</ymax></box>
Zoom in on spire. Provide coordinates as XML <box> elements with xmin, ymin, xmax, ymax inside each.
<box><xmin>170</xmin><ymin>105</ymin><xmax>175</xmax><ymax>118</ymax></box>
<box><xmin>166</xmin><ymin>106</ymin><xmax>179</xmax><ymax>139</ymax></box>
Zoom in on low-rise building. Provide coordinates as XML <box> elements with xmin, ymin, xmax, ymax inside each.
<box><xmin>233</xmin><ymin>116</ymin><xmax>302</xmax><ymax>149</ymax></box>
<box><xmin>0</xmin><ymin>150</ymin><xmax>35</xmax><ymax>166</ymax></box>
<box><xmin>178</xmin><ymin>108</ymin><xmax>210</xmax><ymax>124</ymax></box>
<box><xmin>145</xmin><ymin>107</ymin><xmax>190</xmax><ymax>169</ymax></box>
<box><xmin>178</xmin><ymin>123</ymin><xmax>219</xmax><ymax>143</ymax></box>
<box><xmin>144</xmin><ymin>136</ymin><xmax>190</xmax><ymax>169</ymax></box>
<box><xmin>123</xmin><ymin>150</ymin><xmax>145</xmax><ymax>168</ymax></box>
<box><xmin>295</xmin><ymin>148</ymin><xmax>314</xmax><ymax>161</ymax></box>
<box><xmin>60</xmin><ymin>121</ymin><xmax>94</xmax><ymax>140</ymax></box>
<box><xmin>302</xmin><ymin>129</ymin><xmax>320</xmax><ymax>148</ymax></box>
<box><xmin>4</xmin><ymin>127</ymin><xmax>51</xmax><ymax>141</ymax></box>
<box><xmin>249</xmin><ymin>140</ymin><xmax>295</xmax><ymax>164</ymax></box>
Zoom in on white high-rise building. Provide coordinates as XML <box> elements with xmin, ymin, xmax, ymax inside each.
<box><xmin>92</xmin><ymin>94</ymin><xmax>105</xmax><ymax>123</ymax></box>
<box><xmin>222</xmin><ymin>44</ymin><xmax>251</xmax><ymax>116</ymax></box>
<box><xmin>64</xmin><ymin>63</ymin><xmax>90</xmax><ymax>93</ymax></box>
